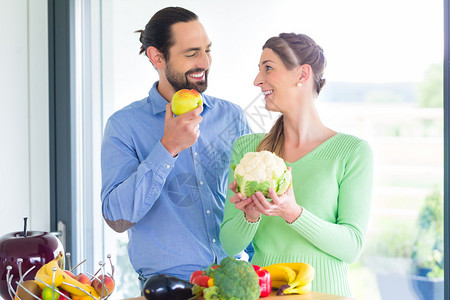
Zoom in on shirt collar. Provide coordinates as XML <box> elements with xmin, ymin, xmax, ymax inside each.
<box><xmin>148</xmin><ymin>81</ymin><xmax>213</xmax><ymax>115</ymax></box>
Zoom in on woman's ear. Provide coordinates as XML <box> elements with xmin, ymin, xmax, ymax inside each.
<box><xmin>146</xmin><ymin>46</ymin><xmax>165</xmax><ymax>69</ymax></box>
<box><xmin>296</xmin><ymin>64</ymin><xmax>312</xmax><ymax>84</ymax></box>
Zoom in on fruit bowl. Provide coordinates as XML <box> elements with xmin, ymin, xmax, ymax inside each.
<box><xmin>5</xmin><ymin>252</ymin><xmax>115</xmax><ymax>300</ymax></box>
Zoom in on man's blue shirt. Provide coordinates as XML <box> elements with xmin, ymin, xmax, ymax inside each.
<box><xmin>101</xmin><ymin>82</ymin><xmax>251</xmax><ymax>281</ymax></box>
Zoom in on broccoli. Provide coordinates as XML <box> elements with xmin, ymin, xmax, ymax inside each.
<box><xmin>203</xmin><ymin>257</ymin><xmax>260</xmax><ymax>300</ymax></box>
<box><xmin>202</xmin><ymin>286</ymin><xmax>220</xmax><ymax>299</ymax></box>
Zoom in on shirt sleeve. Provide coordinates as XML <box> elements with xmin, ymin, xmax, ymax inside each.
<box><xmin>100</xmin><ymin>117</ymin><xmax>177</xmax><ymax>233</ymax></box>
<box><xmin>288</xmin><ymin>141</ymin><xmax>374</xmax><ymax>263</ymax></box>
<box><xmin>219</xmin><ymin>136</ymin><xmax>260</xmax><ymax>257</ymax></box>
<box><xmin>240</xmin><ymin>108</ymin><xmax>252</xmax><ymax>135</ymax></box>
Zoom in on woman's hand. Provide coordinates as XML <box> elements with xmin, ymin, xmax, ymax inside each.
<box><xmin>251</xmin><ymin>168</ymin><xmax>302</xmax><ymax>223</ymax></box>
<box><xmin>252</xmin><ymin>186</ymin><xmax>302</xmax><ymax>223</ymax></box>
<box><xmin>229</xmin><ymin>180</ymin><xmax>261</xmax><ymax>222</ymax></box>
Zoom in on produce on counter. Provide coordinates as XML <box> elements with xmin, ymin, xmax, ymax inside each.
<box><xmin>34</xmin><ymin>253</ymin><xmax>65</xmax><ymax>290</ymax></box>
<box><xmin>74</xmin><ymin>273</ymin><xmax>91</xmax><ymax>285</ymax></box>
<box><xmin>190</xmin><ymin>263</ymin><xmax>271</xmax><ymax>298</ymax></box>
<box><xmin>41</xmin><ymin>286</ymin><xmax>61</xmax><ymax>300</ymax></box>
<box><xmin>202</xmin><ymin>257</ymin><xmax>260</xmax><ymax>300</ymax></box>
<box><xmin>252</xmin><ymin>265</ymin><xmax>271</xmax><ymax>297</ymax></box>
<box><xmin>13</xmin><ymin>280</ymin><xmax>41</xmax><ymax>300</ymax></box>
<box><xmin>189</xmin><ymin>270</ymin><xmax>213</xmax><ymax>288</ymax></box>
<box><xmin>92</xmin><ymin>274</ymin><xmax>115</xmax><ymax>297</ymax></box>
<box><xmin>143</xmin><ymin>274</ymin><xmax>202</xmax><ymax>300</ymax></box>
<box><xmin>7</xmin><ymin>251</ymin><xmax>115</xmax><ymax>300</ymax></box>
<box><xmin>233</xmin><ymin>151</ymin><xmax>292</xmax><ymax>197</ymax></box>
<box><xmin>35</xmin><ymin>253</ymin><xmax>99</xmax><ymax>298</ymax></box>
<box><xmin>171</xmin><ymin>89</ymin><xmax>203</xmax><ymax>116</ymax></box>
<box><xmin>261</xmin><ymin>262</ymin><xmax>315</xmax><ymax>295</ymax></box>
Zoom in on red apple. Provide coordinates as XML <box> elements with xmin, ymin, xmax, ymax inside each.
<box><xmin>0</xmin><ymin>231</ymin><xmax>64</xmax><ymax>299</ymax></box>
<box><xmin>64</xmin><ymin>270</ymin><xmax>75</xmax><ymax>278</ymax></box>
<box><xmin>171</xmin><ymin>89</ymin><xmax>202</xmax><ymax>115</ymax></box>
<box><xmin>92</xmin><ymin>274</ymin><xmax>115</xmax><ymax>296</ymax></box>
<box><xmin>74</xmin><ymin>273</ymin><xmax>91</xmax><ymax>285</ymax></box>
<box><xmin>59</xmin><ymin>289</ymin><xmax>70</xmax><ymax>300</ymax></box>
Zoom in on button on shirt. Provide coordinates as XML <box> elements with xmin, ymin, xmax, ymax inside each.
<box><xmin>101</xmin><ymin>82</ymin><xmax>251</xmax><ymax>281</ymax></box>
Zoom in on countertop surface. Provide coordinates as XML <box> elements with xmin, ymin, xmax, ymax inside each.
<box><xmin>123</xmin><ymin>291</ymin><xmax>355</xmax><ymax>299</ymax></box>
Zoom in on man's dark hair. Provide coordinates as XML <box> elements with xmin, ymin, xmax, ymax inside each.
<box><xmin>136</xmin><ymin>7</ymin><xmax>198</xmax><ymax>61</ymax></box>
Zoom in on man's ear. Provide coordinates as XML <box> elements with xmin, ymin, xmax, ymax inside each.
<box><xmin>147</xmin><ymin>46</ymin><xmax>165</xmax><ymax>69</ymax></box>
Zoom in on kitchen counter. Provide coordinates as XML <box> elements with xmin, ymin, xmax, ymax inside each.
<box><xmin>124</xmin><ymin>291</ymin><xmax>355</xmax><ymax>299</ymax></box>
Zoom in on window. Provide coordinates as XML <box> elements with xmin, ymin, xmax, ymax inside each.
<box><xmin>63</xmin><ymin>1</ymin><xmax>445</xmax><ymax>298</ymax></box>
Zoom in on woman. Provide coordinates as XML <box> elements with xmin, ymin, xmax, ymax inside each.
<box><xmin>219</xmin><ymin>33</ymin><xmax>373</xmax><ymax>297</ymax></box>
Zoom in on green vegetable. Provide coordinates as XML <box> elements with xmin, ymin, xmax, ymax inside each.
<box><xmin>203</xmin><ymin>257</ymin><xmax>260</xmax><ymax>300</ymax></box>
<box><xmin>202</xmin><ymin>286</ymin><xmax>220</xmax><ymax>299</ymax></box>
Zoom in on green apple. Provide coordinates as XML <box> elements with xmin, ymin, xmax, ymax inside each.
<box><xmin>171</xmin><ymin>89</ymin><xmax>203</xmax><ymax>116</ymax></box>
<box><xmin>41</xmin><ymin>286</ymin><xmax>60</xmax><ymax>300</ymax></box>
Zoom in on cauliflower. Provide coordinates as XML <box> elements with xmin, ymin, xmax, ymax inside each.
<box><xmin>204</xmin><ymin>257</ymin><xmax>260</xmax><ymax>300</ymax></box>
<box><xmin>233</xmin><ymin>151</ymin><xmax>291</xmax><ymax>197</ymax></box>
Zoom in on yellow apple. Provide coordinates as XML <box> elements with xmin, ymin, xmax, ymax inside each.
<box><xmin>171</xmin><ymin>89</ymin><xmax>203</xmax><ymax>116</ymax></box>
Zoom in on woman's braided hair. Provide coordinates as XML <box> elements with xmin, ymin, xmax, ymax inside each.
<box><xmin>256</xmin><ymin>33</ymin><xmax>327</xmax><ymax>157</ymax></box>
<box><xmin>263</xmin><ymin>33</ymin><xmax>327</xmax><ymax>95</ymax></box>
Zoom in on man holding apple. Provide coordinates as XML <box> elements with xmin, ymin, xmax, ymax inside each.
<box><xmin>100</xmin><ymin>6</ymin><xmax>251</xmax><ymax>290</ymax></box>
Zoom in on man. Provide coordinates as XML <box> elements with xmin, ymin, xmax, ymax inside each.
<box><xmin>100</xmin><ymin>7</ymin><xmax>251</xmax><ymax>287</ymax></box>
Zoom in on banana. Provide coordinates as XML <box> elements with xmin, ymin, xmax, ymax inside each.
<box><xmin>59</xmin><ymin>281</ymin><xmax>93</xmax><ymax>297</ymax></box>
<box><xmin>72</xmin><ymin>296</ymin><xmax>99</xmax><ymax>300</ymax></box>
<box><xmin>277</xmin><ymin>263</ymin><xmax>315</xmax><ymax>288</ymax></box>
<box><xmin>71</xmin><ymin>287</ymin><xmax>100</xmax><ymax>300</ymax></box>
<box><xmin>268</xmin><ymin>262</ymin><xmax>315</xmax><ymax>287</ymax></box>
<box><xmin>283</xmin><ymin>282</ymin><xmax>312</xmax><ymax>295</ymax></box>
<box><xmin>35</xmin><ymin>254</ymin><xmax>65</xmax><ymax>290</ymax></box>
<box><xmin>35</xmin><ymin>267</ymin><xmax>64</xmax><ymax>289</ymax></box>
<box><xmin>38</xmin><ymin>253</ymin><xmax>94</xmax><ymax>297</ymax></box>
<box><xmin>261</xmin><ymin>265</ymin><xmax>296</xmax><ymax>284</ymax></box>
<box><xmin>271</xmin><ymin>280</ymin><xmax>289</xmax><ymax>289</ymax></box>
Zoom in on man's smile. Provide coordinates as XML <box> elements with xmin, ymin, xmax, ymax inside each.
<box><xmin>187</xmin><ymin>71</ymin><xmax>205</xmax><ymax>81</ymax></box>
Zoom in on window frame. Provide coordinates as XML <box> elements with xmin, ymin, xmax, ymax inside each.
<box><xmin>48</xmin><ymin>0</ymin><xmax>105</xmax><ymax>270</ymax></box>
<box><xmin>443</xmin><ymin>0</ymin><xmax>449</xmax><ymax>298</ymax></box>
<box><xmin>48</xmin><ymin>0</ymin><xmax>76</xmax><ymax>256</ymax></box>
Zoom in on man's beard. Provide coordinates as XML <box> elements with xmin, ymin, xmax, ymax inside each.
<box><xmin>165</xmin><ymin>64</ymin><xmax>208</xmax><ymax>93</ymax></box>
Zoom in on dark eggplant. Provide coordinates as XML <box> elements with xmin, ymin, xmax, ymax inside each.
<box><xmin>143</xmin><ymin>274</ymin><xmax>199</xmax><ymax>300</ymax></box>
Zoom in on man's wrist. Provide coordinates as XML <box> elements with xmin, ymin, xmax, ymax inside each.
<box><xmin>161</xmin><ymin>138</ymin><xmax>179</xmax><ymax>157</ymax></box>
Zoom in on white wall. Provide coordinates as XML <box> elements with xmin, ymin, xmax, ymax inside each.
<box><xmin>0</xmin><ymin>0</ymin><xmax>49</xmax><ymax>236</ymax></box>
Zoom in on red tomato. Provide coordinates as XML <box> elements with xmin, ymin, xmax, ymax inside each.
<box><xmin>192</xmin><ymin>275</ymin><xmax>211</xmax><ymax>287</ymax></box>
<box><xmin>190</xmin><ymin>270</ymin><xmax>204</xmax><ymax>283</ymax></box>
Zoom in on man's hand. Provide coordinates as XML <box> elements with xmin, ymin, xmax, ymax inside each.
<box><xmin>161</xmin><ymin>102</ymin><xmax>203</xmax><ymax>157</ymax></box>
